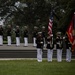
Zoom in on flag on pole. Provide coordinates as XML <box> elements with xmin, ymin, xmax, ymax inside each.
<box><xmin>48</xmin><ymin>11</ymin><xmax>53</xmax><ymax>36</ymax></box>
<box><xmin>72</xmin><ymin>12</ymin><xmax>75</xmax><ymax>51</ymax></box>
<box><xmin>66</xmin><ymin>12</ymin><xmax>75</xmax><ymax>52</ymax></box>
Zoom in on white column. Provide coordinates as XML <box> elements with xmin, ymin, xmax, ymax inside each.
<box><xmin>47</xmin><ymin>49</ymin><xmax>53</xmax><ymax>62</ymax></box>
<box><xmin>37</xmin><ymin>48</ymin><xmax>42</xmax><ymax>62</ymax></box>
<box><xmin>66</xmin><ymin>49</ymin><xmax>71</xmax><ymax>62</ymax></box>
<box><xmin>7</xmin><ymin>36</ymin><xmax>11</xmax><ymax>45</ymax></box>
<box><xmin>16</xmin><ymin>37</ymin><xmax>20</xmax><ymax>46</ymax></box>
<box><xmin>33</xmin><ymin>37</ymin><xmax>37</xmax><ymax>47</ymax></box>
<box><xmin>0</xmin><ymin>35</ymin><xmax>3</xmax><ymax>45</ymax></box>
<box><xmin>24</xmin><ymin>37</ymin><xmax>28</xmax><ymax>46</ymax></box>
<box><xmin>57</xmin><ymin>49</ymin><xmax>62</xmax><ymax>62</ymax></box>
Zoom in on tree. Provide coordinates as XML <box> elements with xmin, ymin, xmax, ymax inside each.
<box><xmin>59</xmin><ymin>0</ymin><xmax>75</xmax><ymax>33</ymax></box>
<box><xmin>0</xmin><ymin>0</ymin><xmax>74</xmax><ymax>41</ymax></box>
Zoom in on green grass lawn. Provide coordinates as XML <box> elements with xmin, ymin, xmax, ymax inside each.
<box><xmin>0</xmin><ymin>60</ymin><xmax>75</xmax><ymax>75</ymax></box>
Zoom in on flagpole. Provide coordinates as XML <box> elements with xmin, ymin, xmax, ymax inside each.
<box><xmin>74</xmin><ymin>12</ymin><xmax>75</xmax><ymax>36</ymax></box>
<box><xmin>74</xmin><ymin>12</ymin><xmax>75</xmax><ymax>51</ymax></box>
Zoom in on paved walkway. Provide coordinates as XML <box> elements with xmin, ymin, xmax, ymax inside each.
<box><xmin>0</xmin><ymin>43</ymin><xmax>35</xmax><ymax>50</ymax></box>
<box><xmin>0</xmin><ymin>43</ymin><xmax>46</xmax><ymax>50</ymax></box>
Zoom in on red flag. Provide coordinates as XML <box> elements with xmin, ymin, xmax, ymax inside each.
<box><xmin>48</xmin><ymin>12</ymin><xmax>53</xmax><ymax>36</ymax></box>
<box><xmin>66</xmin><ymin>12</ymin><xmax>75</xmax><ymax>52</ymax></box>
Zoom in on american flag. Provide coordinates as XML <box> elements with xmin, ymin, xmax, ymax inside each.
<box><xmin>48</xmin><ymin>11</ymin><xmax>53</xmax><ymax>36</ymax></box>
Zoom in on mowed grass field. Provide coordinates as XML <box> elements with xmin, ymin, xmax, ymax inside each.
<box><xmin>0</xmin><ymin>60</ymin><xmax>75</xmax><ymax>75</ymax></box>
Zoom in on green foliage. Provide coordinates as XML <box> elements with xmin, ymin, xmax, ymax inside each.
<box><xmin>0</xmin><ymin>0</ymin><xmax>75</xmax><ymax>35</ymax></box>
<box><xmin>59</xmin><ymin>0</ymin><xmax>75</xmax><ymax>33</ymax></box>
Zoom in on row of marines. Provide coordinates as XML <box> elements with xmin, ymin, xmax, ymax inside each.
<box><xmin>0</xmin><ymin>25</ymin><xmax>45</xmax><ymax>46</ymax></box>
<box><xmin>0</xmin><ymin>25</ymin><xmax>72</xmax><ymax>62</ymax></box>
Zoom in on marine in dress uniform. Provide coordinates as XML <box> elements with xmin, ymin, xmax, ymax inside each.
<box><xmin>36</xmin><ymin>32</ymin><xmax>44</xmax><ymax>62</ymax></box>
<box><xmin>23</xmin><ymin>26</ymin><xmax>28</xmax><ymax>46</ymax></box>
<box><xmin>63</xmin><ymin>34</ymin><xmax>72</xmax><ymax>62</ymax></box>
<box><xmin>7</xmin><ymin>25</ymin><xmax>12</xmax><ymax>46</ymax></box>
<box><xmin>15</xmin><ymin>26</ymin><xmax>20</xmax><ymax>46</ymax></box>
<box><xmin>0</xmin><ymin>25</ymin><xmax>3</xmax><ymax>46</ymax></box>
<box><xmin>46</xmin><ymin>34</ymin><xmax>54</xmax><ymax>62</ymax></box>
<box><xmin>56</xmin><ymin>32</ymin><xmax>63</xmax><ymax>62</ymax></box>
<box><xmin>33</xmin><ymin>26</ymin><xmax>38</xmax><ymax>47</ymax></box>
<box><xmin>42</xmin><ymin>26</ymin><xmax>46</xmax><ymax>47</ymax></box>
